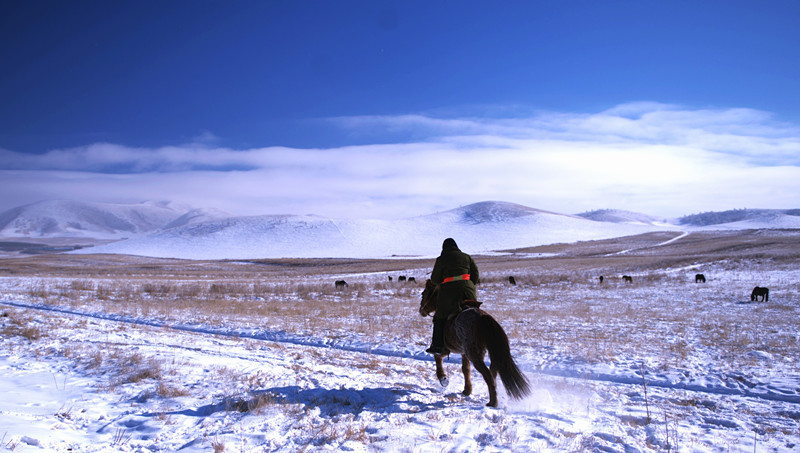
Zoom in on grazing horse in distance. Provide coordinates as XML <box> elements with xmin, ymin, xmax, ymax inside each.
<box><xmin>388</xmin><ymin>276</ymin><xmax>393</xmax><ymax>281</ymax></box>
<box><xmin>398</xmin><ymin>276</ymin><xmax>407</xmax><ymax>282</ymax></box>
<box><xmin>334</xmin><ymin>280</ymin><xmax>348</xmax><ymax>289</ymax></box>
<box><xmin>419</xmin><ymin>280</ymin><xmax>531</xmax><ymax>407</ymax></box>
<box><xmin>695</xmin><ymin>273</ymin><xmax>706</xmax><ymax>283</ymax></box>
<box><xmin>751</xmin><ymin>286</ymin><xmax>769</xmax><ymax>302</ymax></box>
<box><xmin>598</xmin><ymin>276</ymin><xmax>604</xmax><ymax>283</ymax></box>
<box><xmin>622</xmin><ymin>275</ymin><xmax>633</xmax><ymax>283</ymax></box>
<box><xmin>508</xmin><ymin>276</ymin><xmax>517</xmax><ymax>285</ymax></box>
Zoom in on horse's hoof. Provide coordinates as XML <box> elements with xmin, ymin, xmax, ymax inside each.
<box><xmin>486</xmin><ymin>401</ymin><xmax>498</xmax><ymax>408</ymax></box>
<box><xmin>438</xmin><ymin>376</ymin><xmax>449</xmax><ymax>387</ymax></box>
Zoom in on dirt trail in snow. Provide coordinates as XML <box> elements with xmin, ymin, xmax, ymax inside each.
<box><xmin>605</xmin><ymin>231</ymin><xmax>690</xmax><ymax>256</ymax></box>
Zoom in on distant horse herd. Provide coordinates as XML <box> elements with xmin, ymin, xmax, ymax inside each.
<box><xmin>335</xmin><ymin>275</ymin><xmax>417</xmax><ymax>289</ymax></box>
<box><xmin>593</xmin><ymin>272</ymin><xmax>769</xmax><ymax>302</ymax></box>
<box><xmin>336</xmin><ymin>271</ymin><xmax>771</xmax><ymax>303</ymax></box>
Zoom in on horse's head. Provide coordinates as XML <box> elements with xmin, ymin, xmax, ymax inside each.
<box><xmin>419</xmin><ymin>279</ymin><xmax>439</xmax><ymax>317</ymax></box>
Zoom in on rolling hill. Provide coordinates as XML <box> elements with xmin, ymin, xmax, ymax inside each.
<box><xmin>2</xmin><ymin>200</ymin><xmax>799</xmax><ymax>259</ymax></box>
<box><xmin>68</xmin><ymin>201</ymin><xmax>678</xmax><ymax>259</ymax></box>
<box><xmin>0</xmin><ymin>200</ymin><xmax>185</xmax><ymax>238</ymax></box>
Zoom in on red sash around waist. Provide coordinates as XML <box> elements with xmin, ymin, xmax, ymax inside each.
<box><xmin>442</xmin><ymin>274</ymin><xmax>470</xmax><ymax>283</ymax></box>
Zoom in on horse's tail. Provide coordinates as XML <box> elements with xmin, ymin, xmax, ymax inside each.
<box><xmin>477</xmin><ymin>314</ymin><xmax>531</xmax><ymax>400</ymax></box>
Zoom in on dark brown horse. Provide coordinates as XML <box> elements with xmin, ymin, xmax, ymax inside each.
<box><xmin>419</xmin><ymin>279</ymin><xmax>530</xmax><ymax>407</ymax></box>
<box><xmin>751</xmin><ymin>286</ymin><xmax>769</xmax><ymax>302</ymax></box>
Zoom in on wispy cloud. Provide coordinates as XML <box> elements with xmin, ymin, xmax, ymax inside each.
<box><xmin>1</xmin><ymin>103</ymin><xmax>798</xmax><ymax>219</ymax></box>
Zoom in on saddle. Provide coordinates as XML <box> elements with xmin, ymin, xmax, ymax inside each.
<box><xmin>460</xmin><ymin>299</ymin><xmax>482</xmax><ymax>310</ymax></box>
<box><xmin>447</xmin><ymin>299</ymin><xmax>482</xmax><ymax>320</ymax></box>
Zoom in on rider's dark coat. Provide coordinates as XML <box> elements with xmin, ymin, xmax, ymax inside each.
<box><xmin>430</xmin><ymin>239</ymin><xmax>479</xmax><ymax>321</ymax></box>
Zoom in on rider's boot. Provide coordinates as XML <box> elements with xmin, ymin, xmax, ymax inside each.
<box><xmin>425</xmin><ymin>319</ymin><xmax>449</xmax><ymax>356</ymax></box>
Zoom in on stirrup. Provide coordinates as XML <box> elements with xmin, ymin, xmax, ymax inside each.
<box><xmin>426</xmin><ymin>346</ymin><xmax>450</xmax><ymax>356</ymax></box>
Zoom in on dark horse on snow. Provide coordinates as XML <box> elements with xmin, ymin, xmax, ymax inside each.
<box><xmin>419</xmin><ymin>279</ymin><xmax>531</xmax><ymax>407</ymax></box>
<box><xmin>751</xmin><ymin>286</ymin><xmax>769</xmax><ymax>302</ymax></box>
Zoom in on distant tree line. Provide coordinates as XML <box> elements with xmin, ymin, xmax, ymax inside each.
<box><xmin>679</xmin><ymin>208</ymin><xmax>799</xmax><ymax>226</ymax></box>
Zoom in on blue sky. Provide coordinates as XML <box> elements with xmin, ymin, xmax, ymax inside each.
<box><xmin>1</xmin><ymin>1</ymin><xmax>799</xmax><ymax>219</ymax></box>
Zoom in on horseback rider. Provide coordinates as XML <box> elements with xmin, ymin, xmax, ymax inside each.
<box><xmin>426</xmin><ymin>238</ymin><xmax>479</xmax><ymax>356</ymax></box>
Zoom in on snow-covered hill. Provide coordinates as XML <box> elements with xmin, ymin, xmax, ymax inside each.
<box><xmin>162</xmin><ymin>207</ymin><xmax>232</xmax><ymax>229</ymax></box>
<box><xmin>678</xmin><ymin>208</ymin><xmax>800</xmax><ymax>229</ymax></box>
<box><xmin>72</xmin><ymin>201</ymin><xmax>677</xmax><ymax>259</ymax></box>
<box><xmin>0</xmin><ymin>200</ymin><xmax>192</xmax><ymax>239</ymax></box>
<box><xmin>576</xmin><ymin>209</ymin><xmax>668</xmax><ymax>226</ymax></box>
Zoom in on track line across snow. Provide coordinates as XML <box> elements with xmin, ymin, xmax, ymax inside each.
<box><xmin>3</xmin><ymin>298</ymin><xmax>799</xmax><ymax>406</ymax></box>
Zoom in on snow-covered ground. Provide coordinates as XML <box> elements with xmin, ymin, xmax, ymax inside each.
<box><xmin>1</xmin><ymin>230</ymin><xmax>799</xmax><ymax>452</ymax></box>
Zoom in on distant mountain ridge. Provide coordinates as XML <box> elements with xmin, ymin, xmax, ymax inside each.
<box><xmin>0</xmin><ymin>200</ymin><xmax>183</xmax><ymax>238</ymax></box>
<box><xmin>1</xmin><ymin>200</ymin><xmax>799</xmax><ymax>259</ymax></box>
<box><xmin>70</xmin><ymin>203</ymin><xmax>669</xmax><ymax>259</ymax></box>
<box><xmin>0</xmin><ymin>201</ymin><xmax>233</xmax><ymax>239</ymax></box>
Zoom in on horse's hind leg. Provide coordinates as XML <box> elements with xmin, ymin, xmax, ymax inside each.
<box><xmin>471</xmin><ymin>357</ymin><xmax>498</xmax><ymax>407</ymax></box>
<box><xmin>461</xmin><ymin>356</ymin><xmax>472</xmax><ymax>396</ymax></box>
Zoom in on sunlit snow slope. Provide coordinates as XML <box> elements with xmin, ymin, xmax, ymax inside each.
<box><xmin>73</xmin><ymin>201</ymin><xmax>677</xmax><ymax>259</ymax></box>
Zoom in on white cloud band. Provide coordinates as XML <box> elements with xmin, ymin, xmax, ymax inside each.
<box><xmin>1</xmin><ymin>102</ymin><xmax>798</xmax><ymax>219</ymax></box>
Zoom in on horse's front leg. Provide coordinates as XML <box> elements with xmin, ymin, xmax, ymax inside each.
<box><xmin>435</xmin><ymin>355</ymin><xmax>449</xmax><ymax>387</ymax></box>
<box><xmin>461</xmin><ymin>355</ymin><xmax>472</xmax><ymax>397</ymax></box>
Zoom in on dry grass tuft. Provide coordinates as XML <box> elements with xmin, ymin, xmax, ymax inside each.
<box><xmin>1</xmin><ymin>311</ymin><xmax>45</xmax><ymax>341</ymax></box>
<box><xmin>156</xmin><ymin>381</ymin><xmax>190</xmax><ymax>398</ymax></box>
<box><xmin>210</xmin><ymin>439</ymin><xmax>226</xmax><ymax>453</ymax></box>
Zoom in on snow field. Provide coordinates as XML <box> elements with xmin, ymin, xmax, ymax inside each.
<box><xmin>1</xmin><ymin>232</ymin><xmax>800</xmax><ymax>452</ymax></box>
